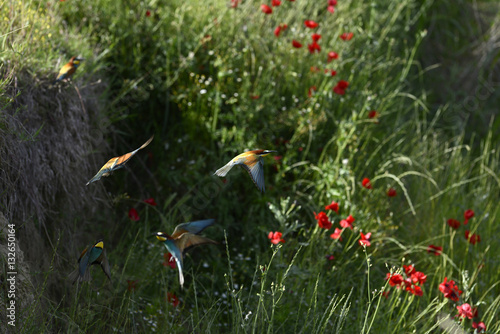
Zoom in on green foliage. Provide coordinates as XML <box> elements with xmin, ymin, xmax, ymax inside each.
<box><xmin>1</xmin><ymin>0</ymin><xmax>499</xmax><ymax>333</ymax></box>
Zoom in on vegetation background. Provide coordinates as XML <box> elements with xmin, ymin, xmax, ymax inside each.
<box><xmin>0</xmin><ymin>0</ymin><xmax>499</xmax><ymax>333</ymax></box>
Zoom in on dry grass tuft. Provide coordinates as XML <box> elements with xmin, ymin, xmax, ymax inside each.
<box><xmin>0</xmin><ymin>71</ymin><xmax>111</xmax><ymax>280</ymax></box>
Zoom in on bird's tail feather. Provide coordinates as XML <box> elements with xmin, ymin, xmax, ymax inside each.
<box><xmin>214</xmin><ymin>163</ymin><xmax>233</xmax><ymax>177</ymax></box>
<box><xmin>68</xmin><ymin>269</ymin><xmax>80</xmax><ymax>284</ymax></box>
<box><xmin>68</xmin><ymin>268</ymin><xmax>91</xmax><ymax>284</ymax></box>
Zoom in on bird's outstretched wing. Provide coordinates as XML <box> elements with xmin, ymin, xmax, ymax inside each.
<box><xmin>86</xmin><ymin>135</ymin><xmax>154</xmax><ymax>185</ymax></box>
<box><xmin>99</xmin><ymin>249</ymin><xmax>112</xmax><ymax>282</ymax></box>
<box><xmin>240</xmin><ymin>157</ymin><xmax>265</xmax><ymax>193</ymax></box>
<box><xmin>171</xmin><ymin>219</ymin><xmax>216</xmax><ymax>238</ymax></box>
<box><xmin>177</xmin><ymin>234</ymin><xmax>218</xmax><ymax>255</ymax></box>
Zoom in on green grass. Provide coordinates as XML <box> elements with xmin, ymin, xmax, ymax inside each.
<box><xmin>1</xmin><ymin>0</ymin><xmax>499</xmax><ymax>333</ymax></box>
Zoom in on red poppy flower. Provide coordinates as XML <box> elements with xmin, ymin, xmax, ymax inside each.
<box><xmin>447</xmin><ymin>218</ymin><xmax>460</xmax><ymax>229</ymax></box>
<box><xmin>163</xmin><ymin>252</ymin><xmax>176</xmax><ymax>269</ymax></box>
<box><xmin>330</xmin><ymin>70</ymin><xmax>337</xmax><ymax>76</ymax></box>
<box><xmin>340</xmin><ymin>32</ymin><xmax>354</xmax><ymax>41</ymax></box>
<box><xmin>250</xmin><ymin>95</ymin><xmax>260</xmax><ymax>100</ymax></box>
<box><xmin>427</xmin><ymin>244</ymin><xmax>442</xmax><ymax>255</ymax></box>
<box><xmin>325</xmin><ymin>254</ymin><xmax>335</xmax><ymax>261</ymax></box>
<box><xmin>387</xmin><ymin>188</ymin><xmax>397</xmax><ymax>197</ymax></box>
<box><xmin>274</xmin><ymin>23</ymin><xmax>288</xmax><ymax>37</ymax></box>
<box><xmin>386</xmin><ymin>273</ymin><xmax>404</xmax><ymax>287</ymax></box>
<box><xmin>127</xmin><ymin>280</ymin><xmax>138</xmax><ymax>292</ymax></box>
<box><xmin>268</xmin><ymin>231</ymin><xmax>285</xmax><ymax>244</ymax></box>
<box><xmin>333</xmin><ymin>80</ymin><xmax>349</xmax><ymax>95</ymax></box>
<box><xmin>456</xmin><ymin>303</ymin><xmax>474</xmax><ymax>319</ymax></box>
<box><xmin>274</xmin><ymin>26</ymin><xmax>282</xmax><ymax>37</ymax></box>
<box><xmin>359</xmin><ymin>232</ymin><xmax>371</xmax><ymax>246</ymax></box>
<box><xmin>167</xmin><ymin>292</ymin><xmax>180</xmax><ymax>307</ymax></box>
<box><xmin>472</xmin><ymin>322</ymin><xmax>486</xmax><ymax>333</ymax></box>
<box><xmin>330</xmin><ymin>227</ymin><xmax>343</xmax><ymax>240</ymax></box>
<box><xmin>464</xmin><ymin>209</ymin><xmax>474</xmax><ymax>225</ymax></box>
<box><xmin>328</xmin><ymin>0</ymin><xmax>337</xmax><ymax>5</ymax></box>
<box><xmin>403</xmin><ymin>278</ymin><xmax>412</xmax><ymax>289</ymax></box>
<box><xmin>144</xmin><ymin>197</ymin><xmax>157</xmax><ymax>206</ymax></box>
<box><xmin>327</xmin><ymin>6</ymin><xmax>335</xmax><ymax>13</ymax></box>
<box><xmin>362</xmin><ymin>177</ymin><xmax>372</xmax><ymax>189</ymax></box>
<box><xmin>339</xmin><ymin>219</ymin><xmax>353</xmax><ymax>229</ymax></box>
<box><xmin>312</xmin><ymin>33</ymin><xmax>321</xmax><ymax>42</ymax></box>
<box><xmin>261</xmin><ymin>4</ymin><xmax>272</xmax><ymax>14</ymax></box>
<box><xmin>403</xmin><ymin>264</ymin><xmax>415</xmax><ymax>276</ymax></box>
<box><xmin>292</xmin><ymin>40</ymin><xmax>303</xmax><ymax>48</ymax></box>
<box><xmin>304</xmin><ymin>20</ymin><xmax>319</xmax><ymax>28</ymax></box>
<box><xmin>308</xmin><ymin>85</ymin><xmax>317</xmax><ymax>97</ymax></box>
<box><xmin>314</xmin><ymin>211</ymin><xmax>332</xmax><ymax>229</ymax></box>
<box><xmin>410</xmin><ymin>285</ymin><xmax>423</xmax><ymax>296</ymax></box>
<box><xmin>465</xmin><ymin>230</ymin><xmax>481</xmax><ymax>245</ymax></box>
<box><xmin>308</xmin><ymin>42</ymin><xmax>321</xmax><ymax>54</ymax></box>
<box><xmin>439</xmin><ymin>277</ymin><xmax>462</xmax><ymax>301</ymax></box>
<box><xmin>128</xmin><ymin>208</ymin><xmax>140</xmax><ymax>221</ymax></box>
<box><xmin>368</xmin><ymin>110</ymin><xmax>379</xmax><ymax>118</ymax></box>
<box><xmin>146</xmin><ymin>10</ymin><xmax>151</xmax><ymax>17</ymax></box>
<box><xmin>411</xmin><ymin>271</ymin><xmax>427</xmax><ymax>285</ymax></box>
<box><xmin>271</xmin><ymin>0</ymin><xmax>281</xmax><ymax>6</ymax></box>
<box><xmin>382</xmin><ymin>290</ymin><xmax>390</xmax><ymax>298</ymax></box>
<box><xmin>325</xmin><ymin>201</ymin><xmax>339</xmax><ymax>213</ymax></box>
<box><xmin>327</xmin><ymin>51</ymin><xmax>338</xmax><ymax>62</ymax></box>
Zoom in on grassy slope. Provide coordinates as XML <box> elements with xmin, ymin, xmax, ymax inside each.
<box><xmin>1</xmin><ymin>0</ymin><xmax>499</xmax><ymax>333</ymax></box>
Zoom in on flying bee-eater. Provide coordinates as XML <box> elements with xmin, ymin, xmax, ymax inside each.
<box><xmin>86</xmin><ymin>135</ymin><xmax>154</xmax><ymax>185</ymax></box>
<box><xmin>69</xmin><ymin>239</ymin><xmax>111</xmax><ymax>284</ymax></box>
<box><xmin>54</xmin><ymin>56</ymin><xmax>84</xmax><ymax>83</ymax></box>
<box><xmin>214</xmin><ymin>150</ymin><xmax>277</xmax><ymax>193</ymax></box>
<box><xmin>155</xmin><ymin>219</ymin><xmax>217</xmax><ymax>288</ymax></box>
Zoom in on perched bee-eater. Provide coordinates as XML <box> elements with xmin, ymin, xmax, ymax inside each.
<box><xmin>155</xmin><ymin>219</ymin><xmax>217</xmax><ymax>288</ymax></box>
<box><xmin>69</xmin><ymin>239</ymin><xmax>111</xmax><ymax>284</ymax></box>
<box><xmin>54</xmin><ymin>56</ymin><xmax>84</xmax><ymax>83</ymax></box>
<box><xmin>214</xmin><ymin>150</ymin><xmax>277</xmax><ymax>193</ymax></box>
<box><xmin>86</xmin><ymin>135</ymin><xmax>154</xmax><ymax>185</ymax></box>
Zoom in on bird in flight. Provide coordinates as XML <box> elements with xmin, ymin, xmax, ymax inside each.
<box><xmin>86</xmin><ymin>135</ymin><xmax>154</xmax><ymax>185</ymax></box>
<box><xmin>54</xmin><ymin>56</ymin><xmax>84</xmax><ymax>83</ymax></box>
<box><xmin>155</xmin><ymin>219</ymin><xmax>217</xmax><ymax>288</ymax></box>
<box><xmin>69</xmin><ymin>239</ymin><xmax>111</xmax><ymax>284</ymax></box>
<box><xmin>214</xmin><ymin>150</ymin><xmax>277</xmax><ymax>192</ymax></box>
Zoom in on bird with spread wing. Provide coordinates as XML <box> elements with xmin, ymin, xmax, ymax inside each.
<box><xmin>155</xmin><ymin>219</ymin><xmax>217</xmax><ymax>288</ymax></box>
<box><xmin>214</xmin><ymin>150</ymin><xmax>277</xmax><ymax>193</ymax></box>
<box><xmin>86</xmin><ymin>135</ymin><xmax>154</xmax><ymax>185</ymax></box>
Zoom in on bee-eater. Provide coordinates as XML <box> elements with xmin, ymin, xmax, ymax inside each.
<box><xmin>214</xmin><ymin>150</ymin><xmax>277</xmax><ymax>193</ymax></box>
<box><xmin>54</xmin><ymin>56</ymin><xmax>84</xmax><ymax>83</ymax></box>
<box><xmin>69</xmin><ymin>239</ymin><xmax>111</xmax><ymax>284</ymax></box>
<box><xmin>86</xmin><ymin>135</ymin><xmax>154</xmax><ymax>185</ymax></box>
<box><xmin>155</xmin><ymin>219</ymin><xmax>217</xmax><ymax>288</ymax></box>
